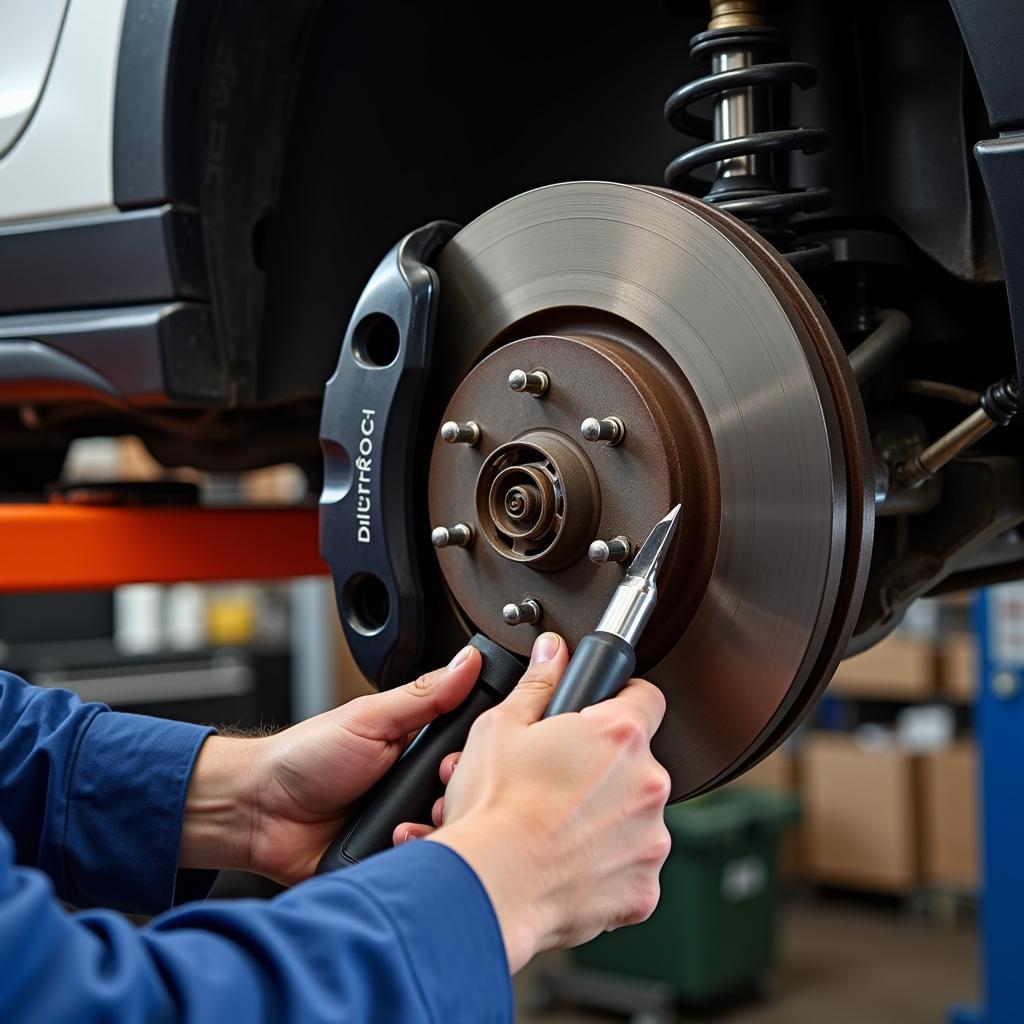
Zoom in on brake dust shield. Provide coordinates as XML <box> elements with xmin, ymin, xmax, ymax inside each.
<box><xmin>426</xmin><ymin>182</ymin><xmax>873</xmax><ymax>799</ymax></box>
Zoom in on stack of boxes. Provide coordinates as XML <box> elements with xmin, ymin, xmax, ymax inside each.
<box><xmin>735</xmin><ymin>599</ymin><xmax>979</xmax><ymax>896</ymax></box>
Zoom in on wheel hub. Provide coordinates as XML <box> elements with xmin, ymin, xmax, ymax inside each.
<box><xmin>478</xmin><ymin>428</ymin><xmax>598</xmax><ymax>570</ymax></box>
<box><xmin>429</xmin><ymin>328</ymin><xmax>720</xmax><ymax>665</ymax></box>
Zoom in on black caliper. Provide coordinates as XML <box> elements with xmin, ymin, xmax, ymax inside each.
<box><xmin>319</xmin><ymin>221</ymin><xmax>459</xmax><ymax>689</ymax></box>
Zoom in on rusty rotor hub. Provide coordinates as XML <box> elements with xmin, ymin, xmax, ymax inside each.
<box><xmin>429</xmin><ymin>327</ymin><xmax>719</xmax><ymax>664</ymax></box>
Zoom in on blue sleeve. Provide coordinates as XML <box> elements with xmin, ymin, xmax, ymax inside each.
<box><xmin>0</xmin><ymin>671</ymin><xmax>215</xmax><ymax>913</ymax></box>
<box><xmin>0</xmin><ymin>829</ymin><xmax>513</xmax><ymax>1023</ymax></box>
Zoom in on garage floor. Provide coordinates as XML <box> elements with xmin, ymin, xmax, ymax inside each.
<box><xmin>516</xmin><ymin>897</ymin><xmax>978</xmax><ymax>1023</ymax></box>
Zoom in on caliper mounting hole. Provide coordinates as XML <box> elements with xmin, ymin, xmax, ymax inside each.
<box><xmin>343</xmin><ymin>573</ymin><xmax>391</xmax><ymax>636</ymax></box>
<box><xmin>352</xmin><ymin>313</ymin><xmax>401</xmax><ymax>369</ymax></box>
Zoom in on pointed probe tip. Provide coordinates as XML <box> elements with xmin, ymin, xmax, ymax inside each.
<box><xmin>656</xmin><ymin>503</ymin><xmax>682</xmax><ymax>543</ymax></box>
<box><xmin>626</xmin><ymin>503</ymin><xmax>683</xmax><ymax>581</ymax></box>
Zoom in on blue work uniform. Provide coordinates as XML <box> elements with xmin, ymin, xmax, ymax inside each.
<box><xmin>0</xmin><ymin>672</ymin><xmax>513</xmax><ymax>1022</ymax></box>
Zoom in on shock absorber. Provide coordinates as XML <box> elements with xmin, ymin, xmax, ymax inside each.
<box><xmin>664</xmin><ymin>0</ymin><xmax>832</xmax><ymax>272</ymax></box>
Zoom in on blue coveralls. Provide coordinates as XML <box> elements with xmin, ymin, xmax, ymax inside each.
<box><xmin>0</xmin><ymin>672</ymin><xmax>512</xmax><ymax>1022</ymax></box>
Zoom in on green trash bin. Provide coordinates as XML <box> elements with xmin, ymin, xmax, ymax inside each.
<box><xmin>571</xmin><ymin>787</ymin><xmax>799</xmax><ymax>1005</ymax></box>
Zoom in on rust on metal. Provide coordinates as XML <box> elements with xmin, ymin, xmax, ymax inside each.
<box><xmin>708</xmin><ymin>0</ymin><xmax>762</xmax><ymax>30</ymax></box>
<box><xmin>428</xmin><ymin>327</ymin><xmax>720</xmax><ymax>663</ymax></box>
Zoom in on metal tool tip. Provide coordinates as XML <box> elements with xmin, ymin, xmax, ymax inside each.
<box><xmin>626</xmin><ymin>504</ymin><xmax>683</xmax><ymax>581</ymax></box>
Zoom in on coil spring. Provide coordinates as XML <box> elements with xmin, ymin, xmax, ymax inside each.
<box><xmin>664</xmin><ymin>26</ymin><xmax>832</xmax><ymax>272</ymax></box>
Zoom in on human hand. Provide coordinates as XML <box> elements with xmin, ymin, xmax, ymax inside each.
<box><xmin>404</xmin><ymin>632</ymin><xmax>672</xmax><ymax>973</ymax></box>
<box><xmin>178</xmin><ymin>645</ymin><xmax>482</xmax><ymax>884</ymax></box>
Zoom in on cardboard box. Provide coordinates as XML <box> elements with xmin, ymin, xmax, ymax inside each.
<box><xmin>920</xmin><ymin>742</ymin><xmax>978</xmax><ymax>890</ymax></box>
<box><xmin>830</xmin><ymin>634</ymin><xmax>938</xmax><ymax>701</ymax></box>
<box><xmin>241</xmin><ymin>464</ymin><xmax>306</xmax><ymax>504</ymax></box>
<box><xmin>731</xmin><ymin>745</ymin><xmax>801</xmax><ymax>877</ymax></box>
<box><xmin>736</xmin><ymin>744</ymin><xmax>796</xmax><ymax>793</ymax></box>
<box><xmin>940</xmin><ymin>633</ymin><xmax>978</xmax><ymax>704</ymax></box>
<box><xmin>117</xmin><ymin>436</ymin><xmax>164</xmax><ymax>479</ymax></box>
<box><xmin>801</xmin><ymin>732</ymin><xmax>920</xmax><ymax>892</ymax></box>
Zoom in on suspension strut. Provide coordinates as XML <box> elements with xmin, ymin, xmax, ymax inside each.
<box><xmin>664</xmin><ymin>0</ymin><xmax>832</xmax><ymax>272</ymax></box>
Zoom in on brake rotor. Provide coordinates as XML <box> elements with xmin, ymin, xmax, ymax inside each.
<box><xmin>426</xmin><ymin>181</ymin><xmax>873</xmax><ymax>800</ymax></box>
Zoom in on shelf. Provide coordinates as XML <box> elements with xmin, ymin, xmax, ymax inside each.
<box><xmin>0</xmin><ymin>505</ymin><xmax>326</xmax><ymax>591</ymax></box>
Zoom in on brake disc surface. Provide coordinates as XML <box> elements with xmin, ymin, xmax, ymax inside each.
<box><xmin>427</xmin><ymin>182</ymin><xmax>872</xmax><ymax>799</ymax></box>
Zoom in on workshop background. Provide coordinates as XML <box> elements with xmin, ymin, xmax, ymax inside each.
<box><xmin>6</xmin><ymin>0</ymin><xmax>1024</xmax><ymax>1019</ymax></box>
<box><xmin>12</xmin><ymin>436</ymin><xmax>1000</xmax><ymax>1024</ymax></box>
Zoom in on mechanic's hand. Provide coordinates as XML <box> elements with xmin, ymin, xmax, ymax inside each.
<box><xmin>400</xmin><ymin>632</ymin><xmax>672</xmax><ymax>973</ymax></box>
<box><xmin>178</xmin><ymin>645</ymin><xmax>482</xmax><ymax>884</ymax></box>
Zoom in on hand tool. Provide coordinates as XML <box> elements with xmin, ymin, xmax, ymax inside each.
<box><xmin>544</xmin><ymin>504</ymin><xmax>681</xmax><ymax>717</ymax></box>
<box><xmin>316</xmin><ymin>633</ymin><xmax>523</xmax><ymax>873</ymax></box>
<box><xmin>316</xmin><ymin>506</ymin><xmax>681</xmax><ymax>873</ymax></box>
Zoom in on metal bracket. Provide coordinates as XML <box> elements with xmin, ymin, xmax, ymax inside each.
<box><xmin>975</xmin><ymin>134</ymin><xmax>1024</xmax><ymax>385</ymax></box>
<box><xmin>950</xmin><ymin>1</ymin><xmax>1024</xmax><ymax>383</ymax></box>
<box><xmin>319</xmin><ymin>220</ymin><xmax>460</xmax><ymax>689</ymax></box>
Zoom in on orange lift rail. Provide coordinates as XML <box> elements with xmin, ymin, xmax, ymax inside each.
<box><xmin>0</xmin><ymin>505</ymin><xmax>327</xmax><ymax>592</ymax></box>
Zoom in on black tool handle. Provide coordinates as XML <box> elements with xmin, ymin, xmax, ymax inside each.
<box><xmin>316</xmin><ymin>634</ymin><xmax>524</xmax><ymax>873</ymax></box>
<box><xmin>543</xmin><ymin>631</ymin><xmax>636</xmax><ymax>717</ymax></box>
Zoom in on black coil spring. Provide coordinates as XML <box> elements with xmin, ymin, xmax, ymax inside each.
<box><xmin>664</xmin><ymin>27</ymin><xmax>832</xmax><ymax>272</ymax></box>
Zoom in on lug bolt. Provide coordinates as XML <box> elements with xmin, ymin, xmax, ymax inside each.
<box><xmin>440</xmin><ymin>420</ymin><xmax>480</xmax><ymax>446</ymax></box>
<box><xmin>502</xmin><ymin>598</ymin><xmax>542</xmax><ymax>626</ymax></box>
<box><xmin>431</xmin><ymin>523</ymin><xmax>474</xmax><ymax>549</ymax></box>
<box><xmin>589</xmin><ymin>536</ymin><xmax>634</xmax><ymax>564</ymax></box>
<box><xmin>508</xmin><ymin>368</ymin><xmax>550</xmax><ymax>397</ymax></box>
<box><xmin>581</xmin><ymin>416</ymin><xmax>625</xmax><ymax>445</ymax></box>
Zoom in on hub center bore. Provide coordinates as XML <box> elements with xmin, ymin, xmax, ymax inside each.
<box><xmin>478</xmin><ymin>430</ymin><xmax>600</xmax><ymax>570</ymax></box>
<box><xmin>493</xmin><ymin>470</ymin><xmax>551</xmax><ymax>536</ymax></box>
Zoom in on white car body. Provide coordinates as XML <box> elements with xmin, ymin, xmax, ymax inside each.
<box><xmin>0</xmin><ymin>0</ymin><xmax>123</xmax><ymax>224</ymax></box>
